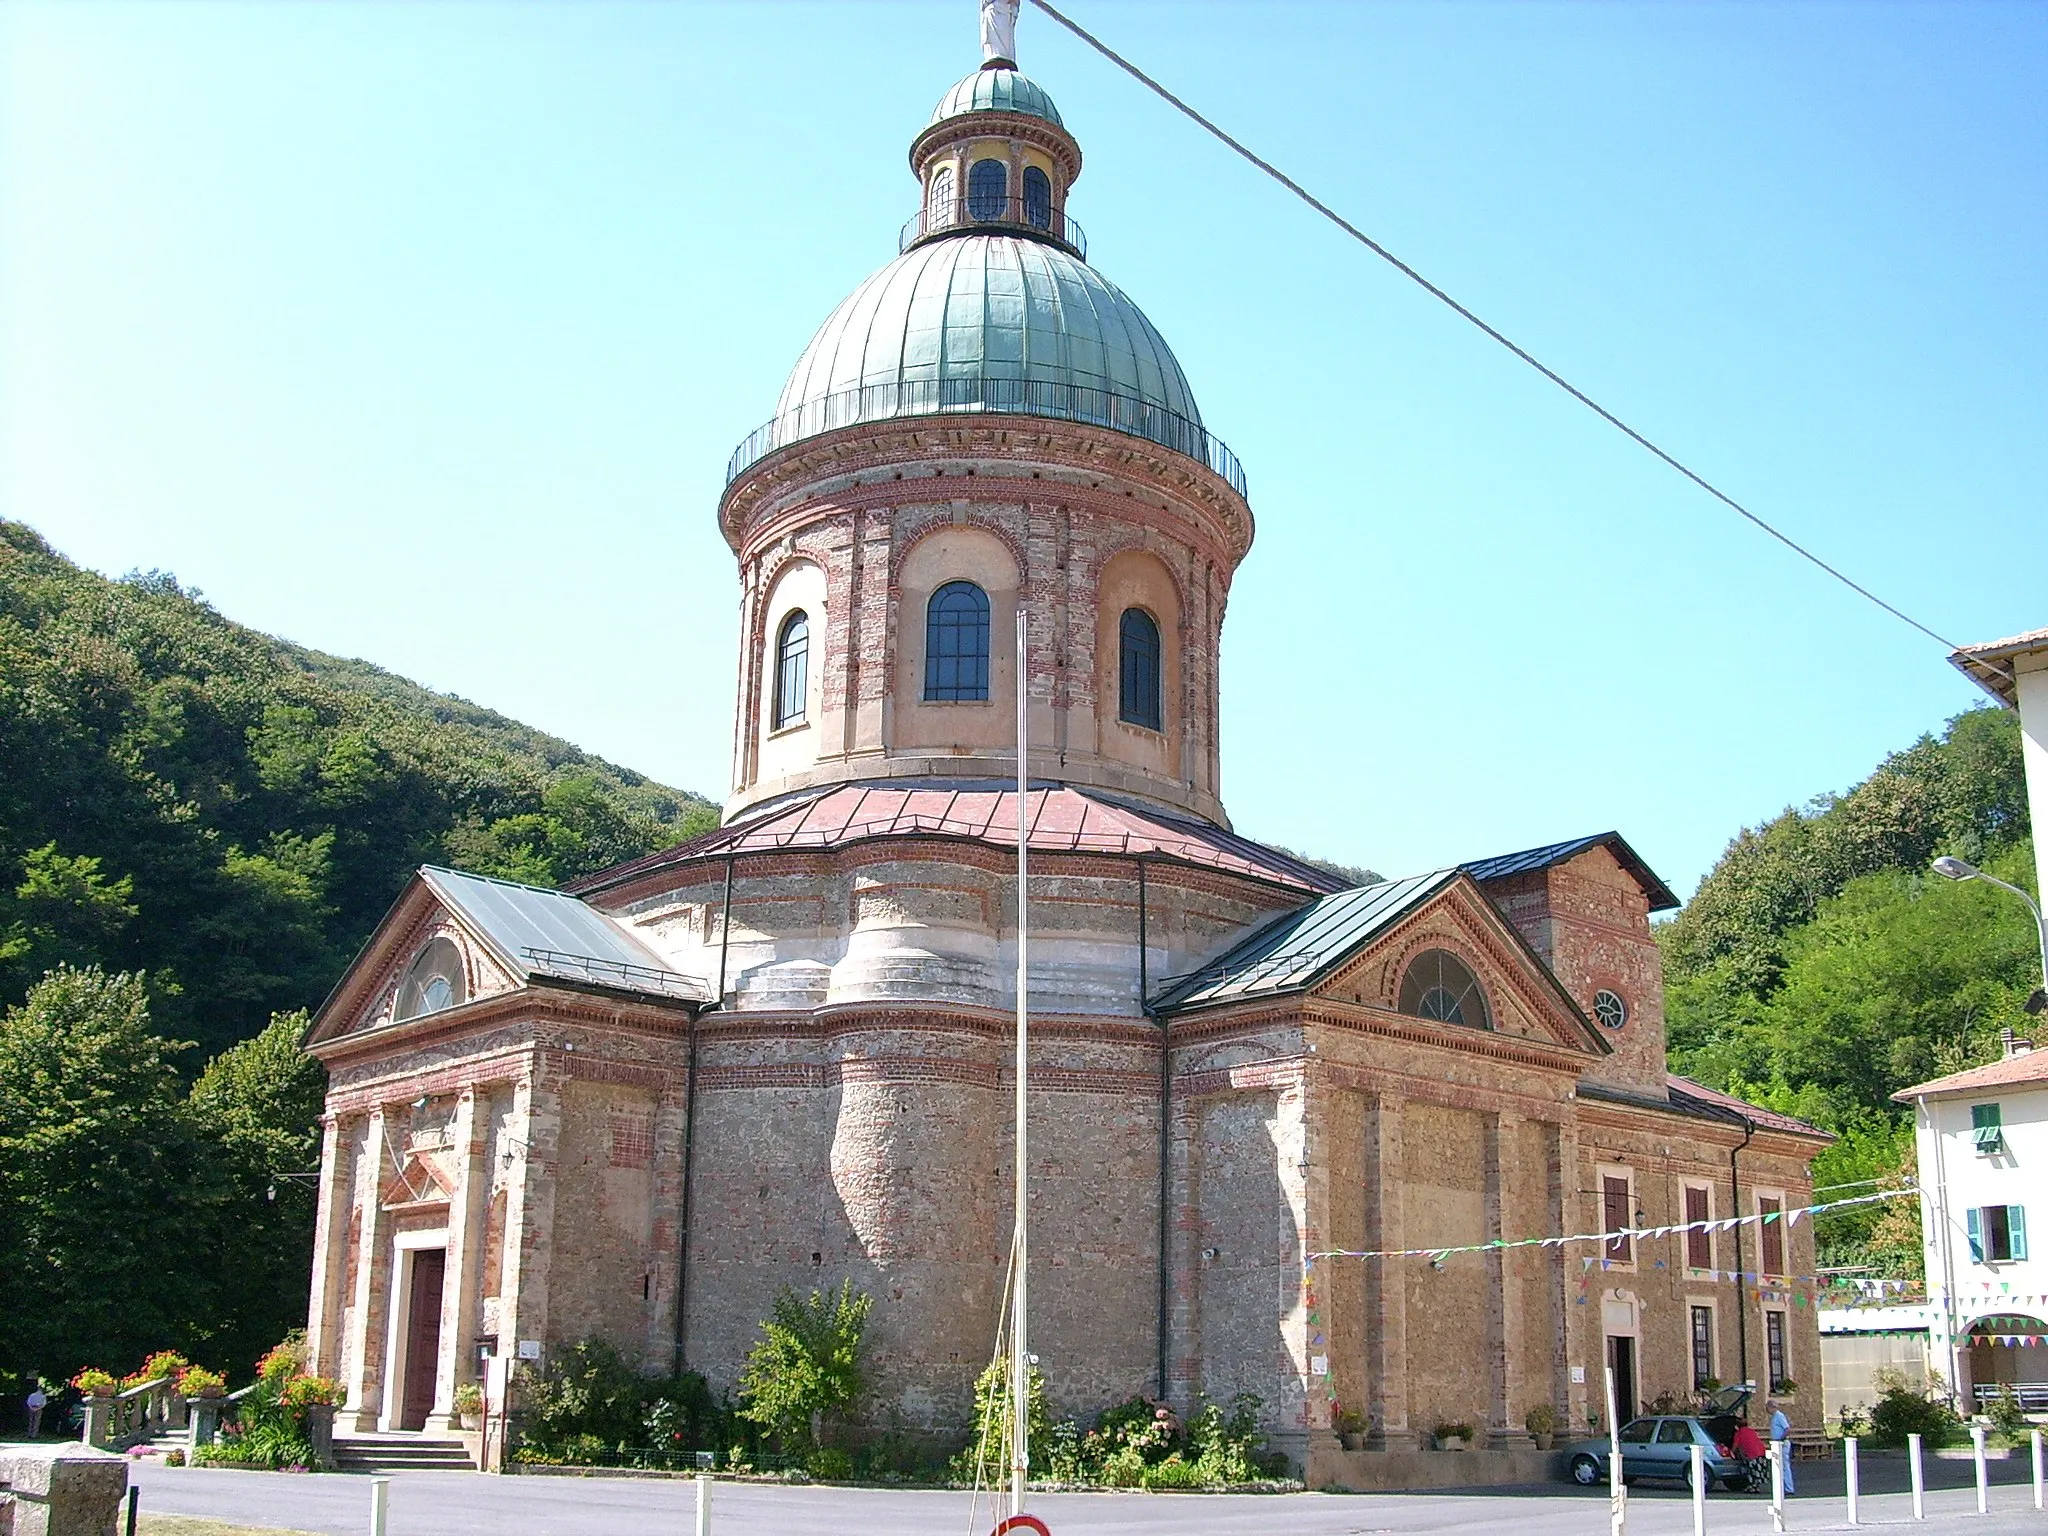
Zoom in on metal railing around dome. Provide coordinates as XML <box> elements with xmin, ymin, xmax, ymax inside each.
<box><xmin>723</xmin><ymin>375</ymin><xmax>1247</xmax><ymax>498</ymax></box>
<box><xmin>898</xmin><ymin>194</ymin><xmax>1087</xmax><ymax>258</ymax></box>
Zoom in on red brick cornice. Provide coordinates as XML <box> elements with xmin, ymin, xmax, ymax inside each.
<box><xmin>720</xmin><ymin>420</ymin><xmax>1252</xmax><ymax>566</ymax></box>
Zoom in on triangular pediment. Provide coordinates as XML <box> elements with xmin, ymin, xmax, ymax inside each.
<box><xmin>1307</xmin><ymin>876</ymin><xmax>1607</xmax><ymax>1055</ymax></box>
<box><xmin>303</xmin><ymin>875</ymin><xmax>520</xmax><ymax>1050</ymax></box>
<box><xmin>381</xmin><ymin>1148</ymin><xmax>455</xmax><ymax>1209</ymax></box>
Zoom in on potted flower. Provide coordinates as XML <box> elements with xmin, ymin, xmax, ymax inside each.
<box><xmin>178</xmin><ymin>1366</ymin><xmax>226</xmax><ymax>1399</ymax></box>
<box><xmin>282</xmin><ymin>1374</ymin><xmax>345</xmax><ymax>1470</ymax></box>
<box><xmin>1524</xmin><ymin>1403</ymin><xmax>1558</xmax><ymax>1451</ymax></box>
<box><xmin>71</xmin><ymin>1368</ymin><xmax>117</xmax><ymax>1400</ymax></box>
<box><xmin>138</xmin><ymin>1351</ymin><xmax>190</xmax><ymax>1387</ymax></box>
<box><xmin>1334</xmin><ymin>1405</ymin><xmax>1368</xmax><ymax>1452</ymax></box>
<box><xmin>452</xmin><ymin>1382</ymin><xmax>484</xmax><ymax>1431</ymax></box>
<box><xmin>1433</xmin><ymin>1421</ymin><xmax>1475</xmax><ymax>1452</ymax></box>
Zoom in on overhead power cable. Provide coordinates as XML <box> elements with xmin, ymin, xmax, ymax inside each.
<box><xmin>1029</xmin><ymin>0</ymin><xmax>2004</xmax><ymax>677</ymax></box>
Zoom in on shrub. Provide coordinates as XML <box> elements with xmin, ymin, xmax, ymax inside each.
<box><xmin>735</xmin><ymin>1281</ymin><xmax>873</xmax><ymax>1451</ymax></box>
<box><xmin>71</xmin><ymin>1368</ymin><xmax>116</xmax><ymax>1397</ymax></box>
<box><xmin>951</xmin><ymin>1358</ymin><xmax>1054</xmax><ymax>1485</ymax></box>
<box><xmin>516</xmin><ymin>1339</ymin><xmax>729</xmax><ymax>1467</ymax></box>
<box><xmin>163</xmin><ymin>1449</ymin><xmax>186</xmax><ymax>1467</ymax></box>
<box><xmin>805</xmin><ymin>1446</ymin><xmax>853</xmax><ymax>1481</ymax></box>
<box><xmin>1524</xmin><ymin>1403</ymin><xmax>1558</xmax><ymax>1436</ymax></box>
<box><xmin>1986</xmin><ymin>1386</ymin><xmax>2029</xmax><ymax>1439</ymax></box>
<box><xmin>1867</xmin><ymin>1384</ymin><xmax>1960</xmax><ymax>1448</ymax></box>
<box><xmin>452</xmin><ymin>1382</ymin><xmax>484</xmax><ymax>1417</ymax></box>
<box><xmin>1140</xmin><ymin>1452</ymin><xmax>1206</xmax><ymax>1489</ymax></box>
<box><xmin>1434</xmin><ymin>1422</ymin><xmax>1475</xmax><ymax>1443</ymax></box>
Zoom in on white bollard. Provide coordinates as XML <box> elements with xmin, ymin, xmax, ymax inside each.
<box><xmin>1845</xmin><ymin>1435</ymin><xmax>1859</xmax><ymax>1526</ymax></box>
<box><xmin>1908</xmin><ymin>1432</ymin><xmax>1925</xmax><ymax>1520</ymax></box>
<box><xmin>369</xmin><ymin>1476</ymin><xmax>389</xmax><ymax>1536</ymax></box>
<box><xmin>1972</xmin><ymin>1422</ymin><xmax>1988</xmax><ymax>1515</ymax></box>
<box><xmin>1690</xmin><ymin>1442</ymin><xmax>1706</xmax><ymax>1536</ymax></box>
<box><xmin>695</xmin><ymin>1471</ymin><xmax>711</xmax><ymax>1536</ymax></box>
<box><xmin>1770</xmin><ymin>1441</ymin><xmax>1786</xmax><ymax>1534</ymax></box>
<box><xmin>2033</xmin><ymin>1427</ymin><xmax>2043</xmax><ymax>1511</ymax></box>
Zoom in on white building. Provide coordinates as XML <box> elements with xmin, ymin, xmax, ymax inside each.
<box><xmin>1896</xmin><ymin>1039</ymin><xmax>2048</xmax><ymax>1411</ymax></box>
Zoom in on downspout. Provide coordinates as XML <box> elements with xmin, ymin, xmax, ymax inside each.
<box><xmin>1729</xmin><ymin>1114</ymin><xmax>1756</xmax><ymax>1387</ymax></box>
<box><xmin>674</xmin><ymin>855</ymin><xmax>736</xmax><ymax>1372</ymax></box>
<box><xmin>1142</xmin><ymin>858</ymin><xmax>1170</xmax><ymax>1402</ymax></box>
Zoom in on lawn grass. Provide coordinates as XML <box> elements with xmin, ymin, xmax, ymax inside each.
<box><xmin>138</xmin><ymin>1515</ymin><xmax>325</xmax><ymax>1536</ymax></box>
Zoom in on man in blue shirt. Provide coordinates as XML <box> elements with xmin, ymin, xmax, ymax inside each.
<box><xmin>1767</xmin><ymin>1398</ymin><xmax>1796</xmax><ymax>1494</ymax></box>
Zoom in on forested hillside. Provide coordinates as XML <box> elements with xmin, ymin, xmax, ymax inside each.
<box><xmin>0</xmin><ymin>520</ymin><xmax>719</xmax><ymax>1389</ymax></box>
<box><xmin>0</xmin><ymin>520</ymin><xmax>717</xmax><ymax>1060</ymax></box>
<box><xmin>1661</xmin><ymin>705</ymin><xmax>2036</xmax><ymax>1276</ymax></box>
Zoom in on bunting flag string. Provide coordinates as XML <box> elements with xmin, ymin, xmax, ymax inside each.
<box><xmin>1304</xmin><ymin>1185</ymin><xmax>1913</xmax><ymax>1266</ymax></box>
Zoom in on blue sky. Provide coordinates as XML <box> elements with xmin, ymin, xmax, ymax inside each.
<box><xmin>3</xmin><ymin>1</ymin><xmax>2042</xmax><ymax>896</ymax></box>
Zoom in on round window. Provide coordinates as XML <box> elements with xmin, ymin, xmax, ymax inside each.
<box><xmin>396</xmin><ymin>936</ymin><xmax>467</xmax><ymax>1021</ymax></box>
<box><xmin>1593</xmin><ymin>989</ymin><xmax>1628</xmax><ymax>1030</ymax></box>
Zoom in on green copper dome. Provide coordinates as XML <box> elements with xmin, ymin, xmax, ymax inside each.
<box><xmin>727</xmin><ymin>235</ymin><xmax>1243</xmax><ymax>493</ymax></box>
<box><xmin>930</xmin><ymin>67</ymin><xmax>1063</xmax><ymax>130</ymax></box>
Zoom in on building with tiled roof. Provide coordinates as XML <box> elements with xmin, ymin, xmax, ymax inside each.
<box><xmin>297</xmin><ymin>6</ymin><xmax>1830</xmax><ymax>1488</ymax></box>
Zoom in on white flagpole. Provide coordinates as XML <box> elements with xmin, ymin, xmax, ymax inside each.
<box><xmin>1009</xmin><ymin>605</ymin><xmax>1030</xmax><ymax>1517</ymax></box>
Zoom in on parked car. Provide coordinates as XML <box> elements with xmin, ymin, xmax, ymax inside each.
<box><xmin>1562</xmin><ymin>1415</ymin><xmax>1748</xmax><ymax>1491</ymax></box>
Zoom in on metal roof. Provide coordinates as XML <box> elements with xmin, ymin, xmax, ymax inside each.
<box><xmin>1148</xmin><ymin>869</ymin><xmax>1456</xmax><ymax>1013</ymax></box>
<box><xmin>1460</xmin><ymin>832</ymin><xmax>1680</xmax><ymax>913</ymax></box>
<box><xmin>572</xmin><ymin>782</ymin><xmax>1349</xmax><ymax>901</ymax></box>
<box><xmin>420</xmin><ymin>866</ymin><xmax>707</xmax><ymax>1004</ymax></box>
<box><xmin>930</xmin><ymin>67</ymin><xmax>1064</xmax><ymax>129</ymax></box>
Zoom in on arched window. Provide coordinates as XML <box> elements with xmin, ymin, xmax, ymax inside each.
<box><xmin>927</xmin><ymin>164</ymin><xmax>955</xmax><ymax>226</ymax></box>
<box><xmin>1023</xmin><ymin>166</ymin><xmax>1052</xmax><ymax>230</ymax></box>
<box><xmin>925</xmin><ymin>581</ymin><xmax>991</xmax><ymax>701</ymax></box>
<box><xmin>1118</xmin><ymin>607</ymin><xmax>1162</xmax><ymax>730</ymax></box>
<box><xmin>396</xmin><ymin>936</ymin><xmax>466</xmax><ymax>1021</ymax></box>
<box><xmin>1397</xmin><ymin>949</ymin><xmax>1492</xmax><ymax>1030</ymax></box>
<box><xmin>773</xmin><ymin>609</ymin><xmax>809</xmax><ymax>729</ymax></box>
<box><xmin>968</xmin><ymin>158</ymin><xmax>1008</xmax><ymax>221</ymax></box>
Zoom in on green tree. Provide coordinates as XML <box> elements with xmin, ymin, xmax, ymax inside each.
<box><xmin>186</xmin><ymin>1012</ymin><xmax>329</xmax><ymax>1371</ymax></box>
<box><xmin>0</xmin><ymin>968</ymin><xmax>215</xmax><ymax>1377</ymax></box>
<box><xmin>734</xmin><ymin>1282</ymin><xmax>873</xmax><ymax>1450</ymax></box>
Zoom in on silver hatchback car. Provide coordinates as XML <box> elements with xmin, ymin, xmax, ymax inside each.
<box><xmin>1563</xmin><ymin>1414</ymin><xmax>1747</xmax><ymax>1491</ymax></box>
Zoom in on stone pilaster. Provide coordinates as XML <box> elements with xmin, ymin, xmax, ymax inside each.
<box><xmin>305</xmin><ymin>1113</ymin><xmax>352</xmax><ymax>1379</ymax></box>
<box><xmin>1483</xmin><ymin>1112</ymin><xmax>1510</xmax><ymax>1440</ymax></box>
<box><xmin>1365</xmin><ymin>1094</ymin><xmax>1413</xmax><ymax>1446</ymax></box>
<box><xmin>495</xmin><ymin>1067</ymin><xmax>558</xmax><ymax>1366</ymax></box>
<box><xmin>1557</xmin><ymin>1117</ymin><xmax>1591</xmax><ymax>1434</ymax></box>
<box><xmin>426</xmin><ymin>1089</ymin><xmax>489</xmax><ymax>1433</ymax></box>
<box><xmin>342</xmin><ymin>1108</ymin><xmax>394</xmax><ymax>1432</ymax></box>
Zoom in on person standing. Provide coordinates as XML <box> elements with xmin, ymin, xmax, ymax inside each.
<box><xmin>24</xmin><ymin>1379</ymin><xmax>48</xmax><ymax>1438</ymax></box>
<box><xmin>1767</xmin><ymin>1397</ymin><xmax>1796</xmax><ymax>1494</ymax></box>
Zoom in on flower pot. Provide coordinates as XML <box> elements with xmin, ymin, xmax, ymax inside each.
<box><xmin>1532</xmin><ymin>1432</ymin><xmax>1554</xmax><ymax>1451</ymax></box>
<box><xmin>1338</xmin><ymin>1431</ymin><xmax>1365</xmax><ymax>1451</ymax></box>
<box><xmin>1437</xmin><ymin>1436</ymin><xmax>1470</xmax><ymax>1452</ymax></box>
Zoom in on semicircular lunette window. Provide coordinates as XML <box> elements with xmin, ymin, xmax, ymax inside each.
<box><xmin>1397</xmin><ymin>948</ymin><xmax>1492</xmax><ymax>1030</ymax></box>
<box><xmin>396</xmin><ymin>936</ymin><xmax>467</xmax><ymax>1021</ymax></box>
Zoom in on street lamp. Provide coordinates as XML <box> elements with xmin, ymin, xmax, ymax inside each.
<box><xmin>1930</xmin><ymin>856</ymin><xmax>2048</xmax><ymax>1006</ymax></box>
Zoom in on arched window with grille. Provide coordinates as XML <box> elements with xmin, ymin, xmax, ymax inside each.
<box><xmin>968</xmin><ymin>158</ymin><xmax>1007</xmax><ymax>221</ymax></box>
<box><xmin>927</xmin><ymin>163</ymin><xmax>956</xmax><ymax>227</ymax></box>
<box><xmin>924</xmin><ymin>581</ymin><xmax>991</xmax><ymax>701</ymax></box>
<box><xmin>1023</xmin><ymin>166</ymin><xmax>1052</xmax><ymax>230</ymax></box>
<box><xmin>1119</xmin><ymin>607</ymin><xmax>1162</xmax><ymax>730</ymax></box>
<box><xmin>1397</xmin><ymin>949</ymin><xmax>1493</xmax><ymax>1030</ymax></box>
<box><xmin>773</xmin><ymin>609</ymin><xmax>809</xmax><ymax>729</ymax></box>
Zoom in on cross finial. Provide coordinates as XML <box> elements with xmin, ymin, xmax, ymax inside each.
<box><xmin>981</xmin><ymin>0</ymin><xmax>1020</xmax><ymax>68</ymax></box>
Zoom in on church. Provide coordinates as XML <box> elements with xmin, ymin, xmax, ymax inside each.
<box><xmin>300</xmin><ymin>9</ymin><xmax>1829</xmax><ymax>1486</ymax></box>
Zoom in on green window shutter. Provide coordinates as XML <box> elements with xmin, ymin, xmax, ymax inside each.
<box><xmin>1972</xmin><ymin>1103</ymin><xmax>2005</xmax><ymax>1152</ymax></box>
<box><xmin>1966</xmin><ymin>1207</ymin><xmax>1984</xmax><ymax>1262</ymax></box>
<box><xmin>2010</xmin><ymin>1206</ymin><xmax>2028</xmax><ymax>1262</ymax></box>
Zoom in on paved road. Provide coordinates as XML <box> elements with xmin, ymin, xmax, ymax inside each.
<box><xmin>128</xmin><ymin>1457</ymin><xmax>2046</xmax><ymax>1536</ymax></box>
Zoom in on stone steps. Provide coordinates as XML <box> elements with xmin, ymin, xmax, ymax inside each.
<box><xmin>331</xmin><ymin>1435</ymin><xmax>477</xmax><ymax>1473</ymax></box>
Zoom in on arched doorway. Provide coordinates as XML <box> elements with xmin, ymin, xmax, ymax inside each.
<box><xmin>1962</xmin><ymin>1313</ymin><xmax>2048</xmax><ymax>1413</ymax></box>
